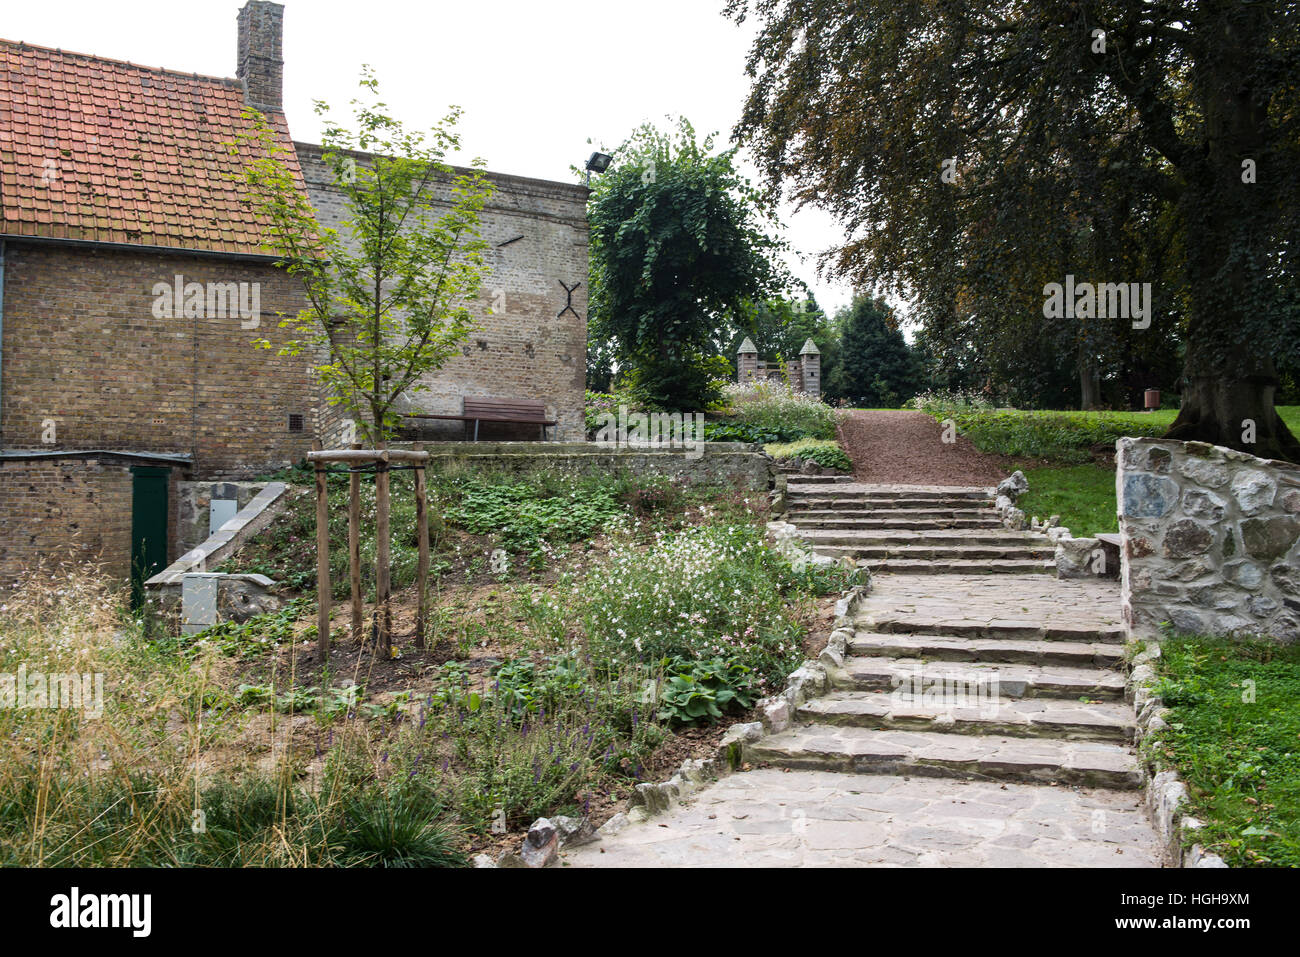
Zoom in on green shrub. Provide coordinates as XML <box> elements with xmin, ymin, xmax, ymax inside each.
<box><xmin>334</xmin><ymin>779</ymin><xmax>466</xmax><ymax>868</ymax></box>
<box><xmin>527</xmin><ymin>524</ymin><xmax>838</xmax><ymax>694</ymax></box>
<box><xmin>441</xmin><ymin>478</ymin><xmax>624</xmax><ymax>555</ymax></box>
<box><xmin>657</xmin><ymin>655</ymin><xmax>757</xmax><ymax>725</ymax></box>
<box><xmin>765</xmin><ymin>438</ymin><xmax>853</xmax><ymax>472</ymax></box>
<box><xmin>912</xmin><ymin>396</ymin><xmax>1166</xmax><ymax>463</ymax></box>
<box><xmin>710</xmin><ymin>380</ymin><xmax>838</xmax><ymax>444</ymax></box>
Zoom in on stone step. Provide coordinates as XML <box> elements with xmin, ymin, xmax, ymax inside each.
<box><xmin>814</xmin><ymin>553</ymin><xmax>1056</xmax><ymax>574</ymax></box>
<box><xmin>745</xmin><ymin>725</ymin><xmax>1142</xmax><ymax>788</ymax></box>
<box><xmin>856</xmin><ymin>616</ymin><xmax>1127</xmax><ymax>645</ymax></box>
<box><xmin>784</xmin><ymin>474</ymin><xmax>856</xmax><ymax>484</ymax></box>
<box><xmin>789</xmin><ymin>515</ymin><xmax>1013</xmax><ymax>528</ymax></box>
<box><xmin>798</xmin><ymin>690</ymin><xmax>1134</xmax><ymax>742</ymax></box>
<box><xmin>789</xmin><ymin>530</ymin><xmax>1046</xmax><ymax>547</ymax></box>
<box><xmin>848</xmin><ymin>631</ymin><xmax>1125</xmax><ymax>667</ymax></box>
<box><xmin>788</xmin><ymin>508</ymin><xmax>1001</xmax><ymax>521</ymax></box>
<box><xmin>795</xmin><ymin>518</ymin><xmax>1005</xmax><ymax>531</ymax></box>
<box><xmin>787</xmin><ymin>499</ymin><xmax>997</xmax><ymax>512</ymax></box>
<box><xmin>806</xmin><ymin>543</ymin><xmax>1053</xmax><ymax>561</ymax></box>
<box><xmin>787</xmin><ymin>487</ymin><xmax>991</xmax><ymax>500</ymax></box>
<box><xmin>833</xmin><ymin>655</ymin><xmax>1128</xmax><ymax>700</ymax></box>
<box><xmin>787</xmin><ymin>493</ymin><xmax>995</xmax><ymax>503</ymax></box>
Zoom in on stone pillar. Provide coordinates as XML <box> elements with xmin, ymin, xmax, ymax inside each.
<box><xmin>737</xmin><ymin>337</ymin><xmax>759</xmax><ymax>384</ymax></box>
<box><xmin>799</xmin><ymin>339</ymin><xmax>821</xmax><ymax>398</ymax></box>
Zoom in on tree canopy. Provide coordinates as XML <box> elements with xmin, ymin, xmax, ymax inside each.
<box><xmin>728</xmin><ymin>0</ymin><xmax>1300</xmax><ymax>459</ymax></box>
<box><xmin>587</xmin><ymin>118</ymin><xmax>787</xmax><ymax>410</ymax></box>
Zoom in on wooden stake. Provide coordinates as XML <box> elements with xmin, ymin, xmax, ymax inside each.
<box><xmin>374</xmin><ymin>447</ymin><xmax>392</xmax><ymax>659</ymax></box>
<box><xmin>414</xmin><ymin>445</ymin><xmax>429</xmax><ymax>650</ymax></box>
<box><xmin>348</xmin><ymin>441</ymin><xmax>363</xmax><ymax>647</ymax></box>
<box><xmin>313</xmin><ymin>440</ymin><xmax>331</xmax><ymax>664</ymax></box>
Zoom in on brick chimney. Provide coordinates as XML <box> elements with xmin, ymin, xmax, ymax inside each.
<box><xmin>237</xmin><ymin>1</ymin><xmax>284</xmax><ymax>112</ymax></box>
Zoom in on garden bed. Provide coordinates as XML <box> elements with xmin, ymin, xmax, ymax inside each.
<box><xmin>0</xmin><ymin>468</ymin><xmax>850</xmax><ymax>866</ymax></box>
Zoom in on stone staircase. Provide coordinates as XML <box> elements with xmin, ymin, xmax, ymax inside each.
<box><xmin>749</xmin><ymin>607</ymin><xmax>1141</xmax><ymax>789</ymax></box>
<box><xmin>785</xmin><ymin>481</ymin><xmax>1056</xmax><ymax>574</ymax></box>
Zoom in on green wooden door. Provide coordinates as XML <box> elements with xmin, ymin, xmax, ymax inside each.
<box><xmin>130</xmin><ymin>466</ymin><xmax>171</xmax><ymax>609</ymax></box>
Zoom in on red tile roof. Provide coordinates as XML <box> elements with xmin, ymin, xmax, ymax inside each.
<box><xmin>0</xmin><ymin>39</ymin><xmax>305</xmax><ymax>255</ymax></box>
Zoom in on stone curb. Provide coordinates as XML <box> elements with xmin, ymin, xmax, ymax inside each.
<box><xmin>493</xmin><ymin>576</ymin><xmax>876</xmax><ymax>867</ymax></box>
<box><xmin>749</xmin><ymin>581</ymin><xmax>873</xmax><ymax>741</ymax></box>
<box><xmin>1127</xmin><ymin>640</ymin><xmax>1229</xmax><ymax>868</ymax></box>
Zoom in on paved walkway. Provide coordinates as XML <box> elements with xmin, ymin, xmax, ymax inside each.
<box><xmin>567</xmin><ymin>568</ymin><xmax>1162</xmax><ymax>868</ymax></box>
<box><xmin>562</xmin><ymin>769</ymin><xmax>1159</xmax><ymax>867</ymax></box>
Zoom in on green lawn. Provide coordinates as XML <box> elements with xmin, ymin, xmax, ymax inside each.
<box><xmin>938</xmin><ymin>406</ymin><xmax>1300</xmax><ymax>535</ymax></box>
<box><xmin>1147</xmin><ymin>634</ymin><xmax>1300</xmax><ymax>867</ymax></box>
<box><xmin>1136</xmin><ymin>407</ymin><xmax>1300</xmax><ymax>435</ymax></box>
<box><xmin>1017</xmin><ymin>464</ymin><xmax>1118</xmax><ymax>535</ymax></box>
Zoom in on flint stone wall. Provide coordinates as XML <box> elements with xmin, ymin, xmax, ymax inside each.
<box><xmin>1117</xmin><ymin>437</ymin><xmax>1300</xmax><ymax>641</ymax></box>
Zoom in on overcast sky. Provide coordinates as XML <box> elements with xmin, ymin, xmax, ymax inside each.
<box><xmin>5</xmin><ymin>0</ymin><xmax>859</xmax><ymax>316</ymax></box>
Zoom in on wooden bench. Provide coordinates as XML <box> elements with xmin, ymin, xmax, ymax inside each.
<box><xmin>404</xmin><ymin>396</ymin><xmax>557</xmax><ymax>441</ymax></box>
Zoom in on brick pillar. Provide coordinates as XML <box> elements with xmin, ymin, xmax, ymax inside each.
<box><xmin>237</xmin><ymin>1</ymin><xmax>285</xmax><ymax>113</ymax></box>
<box><xmin>799</xmin><ymin>339</ymin><xmax>821</xmax><ymax>398</ymax></box>
<box><xmin>737</xmin><ymin>337</ymin><xmax>759</xmax><ymax>384</ymax></box>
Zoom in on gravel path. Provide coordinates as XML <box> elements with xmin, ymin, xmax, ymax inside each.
<box><xmin>838</xmin><ymin>410</ymin><xmax>1007</xmax><ymax>486</ymax></box>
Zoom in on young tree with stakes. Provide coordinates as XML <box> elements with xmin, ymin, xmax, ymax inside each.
<box><xmin>237</xmin><ymin>69</ymin><xmax>494</xmax><ymax>660</ymax></box>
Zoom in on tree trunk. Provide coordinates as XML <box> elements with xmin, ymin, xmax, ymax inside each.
<box><xmin>313</xmin><ymin>440</ymin><xmax>332</xmax><ymax>664</ymax></box>
<box><xmin>413</xmin><ymin>446</ymin><xmax>429</xmax><ymax>651</ymax></box>
<box><xmin>348</xmin><ymin>441</ymin><xmax>363</xmax><ymax>645</ymax></box>
<box><xmin>1165</xmin><ymin>354</ymin><xmax>1300</xmax><ymax>461</ymax></box>
<box><xmin>1079</xmin><ymin>357</ymin><xmax>1101</xmax><ymax>411</ymax></box>
<box><xmin>374</xmin><ymin>452</ymin><xmax>392</xmax><ymax>659</ymax></box>
<box><xmin>1163</xmin><ymin>1</ymin><xmax>1300</xmax><ymax>463</ymax></box>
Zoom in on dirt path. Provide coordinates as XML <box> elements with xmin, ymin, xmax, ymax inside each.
<box><xmin>837</xmin><ymin>410</ymin><xmax>1007</xmax><ymax>486</ymax></box>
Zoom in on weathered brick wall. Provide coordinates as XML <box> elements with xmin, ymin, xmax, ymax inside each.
<box><xmin>0</xmin><ymin>241</ymin><xmax>323</xmax><ymax>476</ymax></box>
<box><xmin>296</xmin><ymin>144</ymin><xmax>590</xmax><ymax>442</ymax></box>
<box><xmin>0</xmin><ymin>457</ymin><xmax>134</xmax><ymax>585</ymax></box>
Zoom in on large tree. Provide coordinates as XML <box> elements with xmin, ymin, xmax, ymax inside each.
<box><xmin>588</xmin><ymin>118</ymin><xmax>786</xmax><ymax>410</ymax></box>
<box><xmin>728</xmin><ymin>0</ymin><xmax>1300</xmax><ymax>459</ymax></box>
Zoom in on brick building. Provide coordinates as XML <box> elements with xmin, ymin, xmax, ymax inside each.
<box><xmin>0</xmin><ymin>1</ymin><xmax>589</xmax><ymax>590</ymax></box>
<box><xmin>299</xmin><ymin>144</ymin><xmax>589</xmax><ymax>445</ymax></box>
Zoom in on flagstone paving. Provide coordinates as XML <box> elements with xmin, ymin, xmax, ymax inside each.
<box><xmin>561</xmin><ymin>770</ymin><xmax>1160</xmax><ymax>867</ymax></box>
<box><xmin>569</xmin><ymin>481</ymin><xmax>1162</xmax><ymax>868</ymax></box>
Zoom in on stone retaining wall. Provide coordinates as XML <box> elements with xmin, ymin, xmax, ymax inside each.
<box><xmin>1117</xmin><ymin>437</ymin><xmax>1300</xmax><ymax>641</ymax></box>
<box><xmin>397</xmin><ymin>441</ymin><xmax>773</xmax><ymax>491</ymax></box>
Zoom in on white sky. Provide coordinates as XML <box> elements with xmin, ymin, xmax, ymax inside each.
<box><xmin>4</xmin><ymin>0</ymin><xmax>857</xmax><ymax>316</ymax></box>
